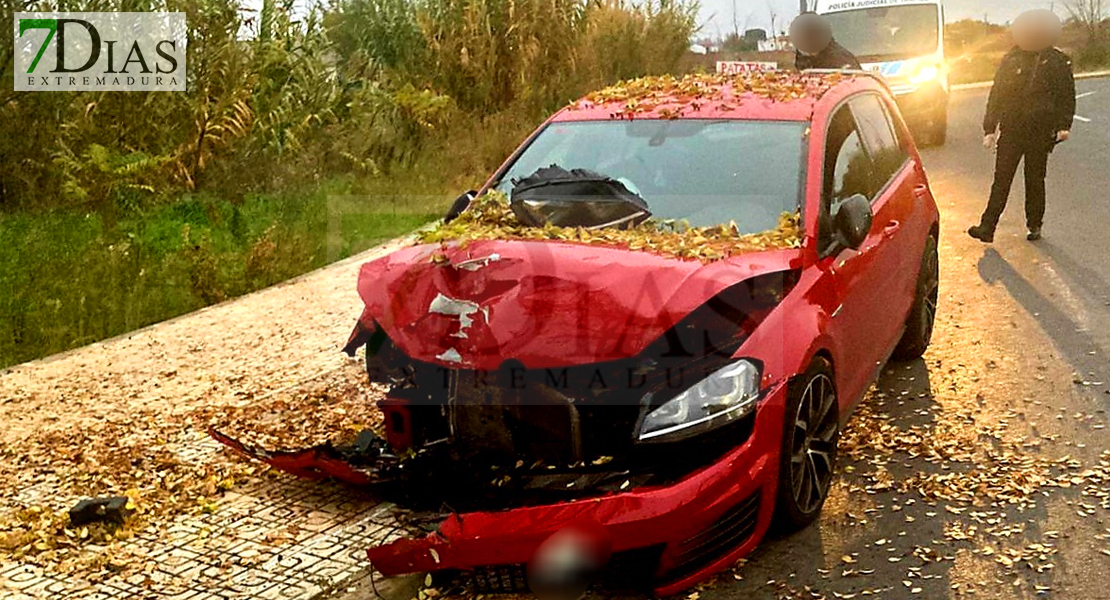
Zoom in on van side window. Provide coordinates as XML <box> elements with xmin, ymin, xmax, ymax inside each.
<box><xmin>849</xmin><ymin>94</ymin><xmax>909</xmax><ymax>195</ymax></box>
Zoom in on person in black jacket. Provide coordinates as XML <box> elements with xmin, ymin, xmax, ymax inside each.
<box><xmin>790</xmin><ymin>12</ymin><xmax>862</xmax><ymax>71</ymax></box>
<box><xmin>969</xmin><ymin>9</ymin><xmax>1075</xmax><ymax>243</ymax></box>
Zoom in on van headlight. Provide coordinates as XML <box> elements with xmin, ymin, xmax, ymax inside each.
<box><xmin>910</xmin><ymin>63</ymin><xmax>940</xmax><ymax>85</ymax></box>
<box><xmin>636</xmin><ymin>360</ymin><xmax>761</xmax><ymax>443</ymax></box>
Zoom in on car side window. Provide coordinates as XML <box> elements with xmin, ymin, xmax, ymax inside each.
<box><xmin>849</xmin><ymin>94</ymin><xmax>909</xmax><ymax>195</ymax></box>
<box><xmin>832</xmin><ymin>129</ymin><xmax>872</xmax><ymax>204</ymax></box>
<box><xmin>821</xmin><ymin>105</ymin><xmax>875</xmax><ymax>251</ymax></box>
<box><xmin>827</xmin><ymin>107</ymin><xmax>874</xmax><ymax>203</ymax></box>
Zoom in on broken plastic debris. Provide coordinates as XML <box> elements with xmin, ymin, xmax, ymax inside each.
<box><xmin>69</xmin><ymin>496</ymin><xmax>133</xmax><ymax>527</ymax></box>
<box><xmin>453</xmin><ymin>253</ymin><xmax>502</xmax><ymax>271</ymax></box>
<box><xmin>436</xmin><ymin>348</ymin><xmax>464</xmax><ymax>364</ymax></box>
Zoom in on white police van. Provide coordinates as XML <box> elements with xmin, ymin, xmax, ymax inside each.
<box><xmin>816</xmin><ymin>0</ymin><xmax>949</xmax><ymax>145</ymax></box>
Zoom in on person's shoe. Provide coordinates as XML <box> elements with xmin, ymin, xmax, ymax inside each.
<box><xmin>968</xmin><ymin>225</ymin><xmax>994</xmax><ymax>243</ymax></box>
<box><xmin>1027</xmin><ymin>228</ymin><xmax>1042</xmax><ymax>241</ymax></box>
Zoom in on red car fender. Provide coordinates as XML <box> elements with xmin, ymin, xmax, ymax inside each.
<box><xmin>736</xmin><ymin>264</ymin><xmax>838</xmax><ymax>383</ymax></box>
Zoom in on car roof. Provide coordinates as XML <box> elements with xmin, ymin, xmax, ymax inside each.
<box><xmin>553</xmin><ymin>71</ymin><xmax>886</xmax><ymax>123</ymax></box>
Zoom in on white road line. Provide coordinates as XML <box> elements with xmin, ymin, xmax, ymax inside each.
<box><xmin>1076</xmin><ymin>91</ymin><xmax>1098</xmax><ymax>99</ymax></box>
<box><xmin>1039</xmin><ymin>263</ymin><xmax>1091</xmax><ymax>330</ymax></box>
<box><xmin>1075</xmin><ymin>115</ymin><xmax>1092</xmax><ymax>123</ymax></box>
<box><xmin>952</xmin><ymin>70</ymin><xmax>1110</xmax><ymax>92</ymax></box>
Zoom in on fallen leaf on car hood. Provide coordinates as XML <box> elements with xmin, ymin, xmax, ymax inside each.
<box><xmin>419</xmin><ymin>191</ymin><xmax>802</xmax><ymax>264</ymax></box>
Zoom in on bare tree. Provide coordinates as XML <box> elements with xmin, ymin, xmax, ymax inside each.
<box><xmin>769</xmin><ymin>1</ymin><xmax>780</xmax><ymax>43</ymax></box>
<box><xmin>1064</xmin><ymin>0</ymin><xmax>1106</xmax><ymax>44</ymax></box>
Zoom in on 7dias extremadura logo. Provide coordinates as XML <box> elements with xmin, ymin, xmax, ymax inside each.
<box><xmin>14</xmin><ymin>12</ymin><xmax>186</xmax><ymax>91</ymax></box>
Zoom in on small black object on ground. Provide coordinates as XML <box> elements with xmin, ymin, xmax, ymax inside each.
<box><xmin>69</xmin><ymin>496</ymin><xmax>133</xmax><ymax>527</ymax></box>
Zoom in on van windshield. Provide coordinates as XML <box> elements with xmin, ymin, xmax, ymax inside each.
<box><xmin>824</xmin><ymin>4</ymin><xmax>939</xmax><ymax>61</ymax></box>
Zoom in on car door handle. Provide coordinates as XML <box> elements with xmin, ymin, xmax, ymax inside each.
<box><xmin>882</xmin><ymin>220</ymin><xmax>901</xmax><ymax>238</ymax></box>
<box><xmin>913</xmin><ymin>184</ymin><xmax>929</xmax><ymax>198</ymax></box>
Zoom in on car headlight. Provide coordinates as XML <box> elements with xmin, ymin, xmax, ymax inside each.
<box><xmin>637</xmin><ymin>360</ymin><xmax>761</xmax><ymax>443</ymax></box>
<box><xmin>909</xmin><ymin>63</ymin><xmax>940</xmax><ymax>85</ymax></box>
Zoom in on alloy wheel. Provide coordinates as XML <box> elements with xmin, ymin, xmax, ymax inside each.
<box><xmin>922</xmin><ymin>249</ymin><xmax>940</xmax><ymax>344</ymax></box>
<box><xmin>789</xmin><ymin>374</ymin><xmax>838</xmax><ymax>515</ymax></box>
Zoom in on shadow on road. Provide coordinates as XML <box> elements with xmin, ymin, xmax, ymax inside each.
<box><xmin>872</xmin><ymin>358</ymin><xmax>939</xmax><ymax>430</ymax></box>
<box><xmin>1034</xmin><ymin>239</ymin><xmax>1110</xmax><ymax>306</ymax></box>
<box><xmin>976</xmin><ymin>248</ymin><xmax>1108</xmax><ymax>384</ymax></box>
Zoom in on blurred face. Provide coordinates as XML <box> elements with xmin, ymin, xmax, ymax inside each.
<box><xmin>1013</xmin><ymin>9</ymin><xmax>1062</xmax><ymax>52</ymax></box>
<box><xmin>791</xmin><ymin>14</ymin><xmax>833</xmax><ymax>55</ymax></box>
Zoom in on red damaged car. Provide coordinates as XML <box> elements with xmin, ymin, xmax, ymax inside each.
<box><xmin>214</xmin><ymin>71</ymin><xmax>939</xmax><ymax>596</ymax></box>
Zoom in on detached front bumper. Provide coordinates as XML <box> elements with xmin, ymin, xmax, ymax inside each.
<box><xmin>367</xmin><ymin>380</ymin><xmax>789</xmax><ymax>596</ymax></box>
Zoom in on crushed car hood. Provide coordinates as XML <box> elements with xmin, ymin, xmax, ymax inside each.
<box><xmin>356</xmin><ymin>240</ymin><xmax>802</xmax><ymax>370</ymax></box>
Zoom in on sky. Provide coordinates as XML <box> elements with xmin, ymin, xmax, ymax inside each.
<box><xmin>697</xmin><ymin>0</ymin><xmax>1061</xmax><ymax>38</ymax></box>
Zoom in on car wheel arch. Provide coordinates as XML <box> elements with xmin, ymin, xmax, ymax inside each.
<box><xmin>811</xmin><ymin>349</ymin><xmax>835</xmax><ymax>373</ymax></box>
<box><xmin>787</xmin><ymin>348</ymin><xmax>834</xmax><ymax>385</ymax></box>
<box><xmin>799</xmin><ymin>341</ymin><xmax>863</xmax><ymax>427</ymax></box>
<box><xmin>772</xmin><ymin>353</ymin><xmax>840</xmax><ymax>531</ymax></box>
<box><xmin>797</xmin><ymin>349</ymin><xmax>838</xmax><ymax>406</ymax></box>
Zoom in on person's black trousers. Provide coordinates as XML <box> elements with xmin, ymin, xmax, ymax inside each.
<box><xmin>979</xmin><ymin>131</ymin><xmax>1052</xmax><ymax>233</ymax></box>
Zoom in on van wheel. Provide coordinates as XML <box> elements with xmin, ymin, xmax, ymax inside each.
<box><xmin>922</xmin><ymin>106</ymin><xmax>948</xmax><ymax>147</ymax></box>
<box><xmin>774</xmin><ymin>358</ymin><xmax>838</xmax><ymax>531</ymax></box>
<box><xmin>929</xmin><ymin>108</ymin><xmax>948</xmax><ymax>146</ymax></box>
<box><xmin>914</xmin><ymin>104</ymin><xmax>948</xmax><ymax>147</ymax></box>
<box><xmin>893</xmin><ymin>235</ymin><xmax>939</xmax><ymax>361</ymax></box>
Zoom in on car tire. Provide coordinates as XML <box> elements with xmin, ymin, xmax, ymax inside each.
<box><xmin>930</xmin><ymin>106</ymin><xmax>948</xmax><ymax>146</ymax></box>
<box><xmin>892</xmin><ymin>235</ymin><xmax>939</xmax><ymax>361</ymax></box>
<box><xmin>773</xmin><ymin>357</ymin><xmax>839</xmax><ymax>532</ymax></box>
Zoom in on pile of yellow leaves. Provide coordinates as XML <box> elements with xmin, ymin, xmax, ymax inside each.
<box><xmin>574</xmin><ymin>71</ymin><xmax>846</xmax><ymax>119</ymax></box>
<box><xmin>0</xmin><ymin>364</ymin><xmax>381</xmax><ymax>572</ymax></box>
<box><xmin>417</xmin><ymin>192</ymin><xmax>803</xmax><ymax>263</ymax></box>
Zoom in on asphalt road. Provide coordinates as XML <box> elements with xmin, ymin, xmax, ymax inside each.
<box><xmin>927</xmin><ymin>78</ymin><xmax>1110</xmax><ymax>394</ymax></box>
<box><xmin>334</xmin><ymin>82</ymin><xmax>1110</xmax><ymax>600</ymax></box>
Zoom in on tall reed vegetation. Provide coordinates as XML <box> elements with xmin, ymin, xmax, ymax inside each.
<box><xmin>0</xmin><ymin>0</ymin><xmax>699</xmax><ymax>367</ymax></box>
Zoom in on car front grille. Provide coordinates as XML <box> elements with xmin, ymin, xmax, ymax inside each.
<box><xmin>468</xmin><ymin>563</ymin><xmax>529</xmax><ymax>593</ymax></box>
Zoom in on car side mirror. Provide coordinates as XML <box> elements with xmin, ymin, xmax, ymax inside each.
<box><xmin>444</xmin><ymin>190</ymin><xmax>477</xmax><ymax>223</ymax></box>
<box><xmin>833</xmin><ymin>194</ymin><xmax>873</xmax><ymax>251</ymax></box>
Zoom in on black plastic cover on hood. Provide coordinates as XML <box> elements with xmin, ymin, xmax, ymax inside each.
<box><xmin>510</xmin><ymin>165</ymin><xmax>651</xmax><ymax>229</ymax></box>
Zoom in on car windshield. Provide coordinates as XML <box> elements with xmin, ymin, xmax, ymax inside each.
<box><xmin>493</xmin><ymin>120</ymin><xmax>807</xmax><ymax>234</ymax></box>
<box><xmin>824</xmin><ymin>5</ymin><xmax>939</xmax><ymax>61</ymax></box>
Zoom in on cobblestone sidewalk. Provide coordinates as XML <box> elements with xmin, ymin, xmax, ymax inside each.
<box><xmin>1</xmin><ymin>432</ymin><xmax>402</xmax><ymax>600</ymax></box>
